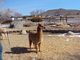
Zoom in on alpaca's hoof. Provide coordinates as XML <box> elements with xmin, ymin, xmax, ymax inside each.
<box><xmin>39</xmin><ymin>51</ymin><xmax>41</xmax><ymax>52</ymax></box>
<box><xmin>39</xmin><ymin>50</ymin><xmax>41</xmax><ymax>52</ymax></box>
<box><xmin>36</xmin><ymin>51</ymin><xmax>38</xmax><ymax>54</ymax></box>
<box><xmin>1</xmin><ymin>39</ymin><xmax>4</xmax><ymax>40</ymax></box>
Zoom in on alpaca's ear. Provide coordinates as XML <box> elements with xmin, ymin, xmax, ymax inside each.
<box><xmin>38</xmin><ymin>24</ymin><xmax>41</xmax><ymax>26</ymax></box>
<box><xmin>38</xmin><ymin>24</ymin><xmax>41</xmax><ymax>27</ymax></box>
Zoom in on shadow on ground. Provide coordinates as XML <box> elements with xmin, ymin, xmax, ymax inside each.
<box><xmin>5</xmin><ymin>47</ymin><xmax>36</xmax><ymax>54</ymax></box>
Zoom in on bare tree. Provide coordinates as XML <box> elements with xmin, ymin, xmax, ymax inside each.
<box><xmin>30</xmin><ymin>9</ymin><xmax>45</xmax><ymax>16</ymax></box>
<box><xmin>0</xmin><ymin>8</ymin><xmax>22</xmax><ymax>21</ymax></box>
<box><xmin>0</xmin><ymin>0</ymin><xmax>21</xmax><ymax>21</ymax></box>
<box><xmin>14</xmin><ymin>12</ymin><xmax>22</xmax><ymax>17</ymax></box>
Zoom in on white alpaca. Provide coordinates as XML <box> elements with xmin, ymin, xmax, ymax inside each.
<box><xmin>0</xmin><ymin>28</ymin><xmax>7</xmax><ymax>40</ymax></box>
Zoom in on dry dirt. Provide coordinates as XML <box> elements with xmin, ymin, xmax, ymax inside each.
<box><xmin>1</xmin><ymin>27</ymin><xmax>80</xmax><ymax>60</ymax></box>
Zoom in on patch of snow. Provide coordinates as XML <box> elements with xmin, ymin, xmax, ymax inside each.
<box><xmin>65</xmin><ymin>39</ymin><xmax>70</xmax><ymax>41</ymax></box>
<box><xmin>57</xmin><ymin>33</ymin><xmax>66</xmax><ymax>36</ymax></box>
<box><xmin>76</xmin><ymin>35</ymin><xmax>80</xmax><ymax>37</ymax></box>
<box><xmin>1</xmin><ymin>25</ymin><xmax>9</xmax><ymax>28</ymax></box>
<box><xmin>65</xmin><ymin>39</ymin><xmax>72</xmax><ymax>41</ymax></box>
<box><xmin>32</xmin><ymin>58</ymin><xmax>36</xmax><ymax>60</ymax></box>
<box><xmin>48</xmin><ymin>33</ymin><xmax>80</xmax><ymax>37</ymax></box>
<box><xmin>70</xmin><ymin>35</ymin><xmax>80</xmax><ymax>37</ymax></box>
<box><xmin>48</xmin><ymin>35</ymin><xmax>52</xmax><ymax>36</ymax></box>
<box><xmin>51</xmin><ymin>25</ymin><xmax>57</xmax><ymax>27</ymax></box>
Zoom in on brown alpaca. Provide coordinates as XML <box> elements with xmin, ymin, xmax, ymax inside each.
<box><xmin>29</xmin><ymin>24</ymin><xmax>44</xmax><ymax>53</ymax></box>
<box><xmin>0</xmin><ymin>28</ymin><xmax>7</xmax><ymax>40</ymax></box>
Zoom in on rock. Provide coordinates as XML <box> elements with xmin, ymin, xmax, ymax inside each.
<box><xmin>20</xmin><ymin>30</ymin><xmax>27</xmax><ymax>34</ymax></box>
<box><xmin>66</xmin><ymin>31</ymin><xmax>75</xmax><ymax>35</ymax></box>
<box><xmin>9</xmin><ymin>21</ymin><xmax>23</xmax><ymax>28</ymax></box>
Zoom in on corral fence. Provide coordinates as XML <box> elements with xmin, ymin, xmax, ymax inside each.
<box><xmin>43</xmin><ymin>18</ymin><xmax>80</xmax><ymax>24</ymax></box>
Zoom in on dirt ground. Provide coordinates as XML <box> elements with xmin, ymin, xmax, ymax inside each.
<box><xmin>1</xmin><ymin>27</ymin><xmax>80</xmax><ymax>60</ymax></box>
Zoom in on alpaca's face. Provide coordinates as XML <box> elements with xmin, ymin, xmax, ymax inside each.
<box><xmin>38</xmin><ymin>24</ymin><xmax>44</xmax><ymax>29</ymax></box>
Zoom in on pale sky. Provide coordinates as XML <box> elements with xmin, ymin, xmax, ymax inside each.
<box><xmin>2</xmin><ymin>0</ymin><xmax>80</xmax><ymax>15</ymax></box>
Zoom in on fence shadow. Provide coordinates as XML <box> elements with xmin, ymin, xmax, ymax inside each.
<box><xmin>5</xmin><ymin>47</ymin><xmax>36</xmax><ymax>54</ymax></box>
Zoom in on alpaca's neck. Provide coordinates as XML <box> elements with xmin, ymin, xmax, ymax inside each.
<box><xmin>37</xmin><ymin>27</ymin><xmax>43</xmax><ymax>41</ymax></box>
<box><xmin>37</xmin><ymin>27</ymin><xmax>43</xmax><ymax>36</ymax></box>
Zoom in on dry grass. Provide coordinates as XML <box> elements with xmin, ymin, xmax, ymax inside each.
<box><xmin>1</xmin><ymin>31</ymin><xmax>80</xmax><ymax>60</ymax></box>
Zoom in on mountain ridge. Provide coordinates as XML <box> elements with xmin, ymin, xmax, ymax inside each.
<box><xmin>39</xmin><ymin>9</ymin><xmax>80</xmax><ymax>16</ymax></box>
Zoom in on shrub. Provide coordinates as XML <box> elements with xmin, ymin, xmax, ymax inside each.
<box><xmin>31</xmin><ymin>17</ymin><xmax>43</xmax><ymax>22</ymax></box>
<box><xmin>1</xmin><ymin>20</ymin><xmax>12</xmax><ymax>24</ymax></box>
<box><xmin>23</xmin><ymin>23</ymin><xmax>35</xmax><ymax>27</ymax></box>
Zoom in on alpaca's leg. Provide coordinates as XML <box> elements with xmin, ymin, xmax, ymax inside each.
<box><xmin>29</xmin><ymin>40</ymin><xmax>32</xmax><ymax>50</ymax></box>
<box><xmin>38</xmin><ymin>43</ymin><xmax>41</xmax><ymax>52</ymax></box>
<box><xmin>3</xmin><ymin>33</ymin><xmax>6</xmax><ymax>39</ymax></box>
<box><xmin>1</xmin><ymin>34</ymin><xmax>4</xmax><ymax>40</ymax></box>
<box><xmin>5</xmin><ymin>33</ymin><xmax>7</xmax><ymax>39</ymax></box>
<box><xmin>35</xmin><ymin>45</ymin><xmax>38</xmax><ymax>53</ymax></box>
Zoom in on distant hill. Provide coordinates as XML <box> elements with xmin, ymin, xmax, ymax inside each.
<box><xmin>38</xmin><ymin>9</ymin><xmax>80</xmax><ymax>16</ymax></box>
